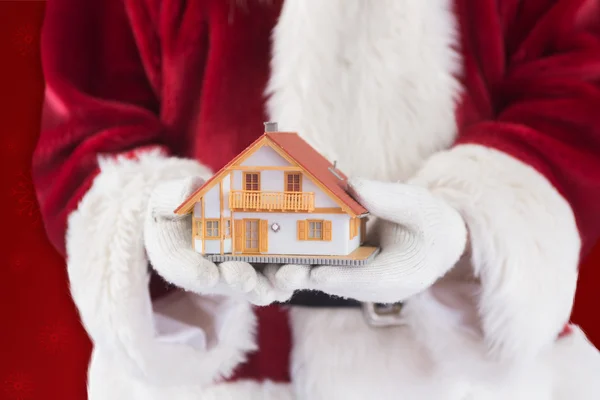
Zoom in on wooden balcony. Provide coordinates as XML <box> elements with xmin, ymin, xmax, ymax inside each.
<box><xmin>230</xmin><ymin>190</ymin><xmax>315</xmax><ymax>212</ymax></box>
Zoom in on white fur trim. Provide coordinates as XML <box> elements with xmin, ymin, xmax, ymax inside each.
<box><xmin>551</xmin><ymin>326</ymin><xmax>600</xmax><ymax>399</ymax></box>
<box><xmin>66</xmin><ymin>150</ymin><xmax>258</xmax><ymax>388</ymax></box>
<box><xmin>88</xmin><ymin>346</ymin><xmax>293</xmax><ymax>400</ymax></box>
<box><xmin>288</xmin><ymin>307</ymin><xmax>444</xmax><ymax>400</ymax></box>
<box><xmin>202</xmin><ymin>381</ymin><xmax>293</xmax><ymax>400</ymax></box>
<box><xmin>266</xmin><ymin>0</ymin><xmax>462</xmax><ymax>183</ymax></box>
<box><xmin>288</xmin><ymin>304</ymin><xmax>597</xmax><ymax>399</ymax></box>
<box><xmin>410</xmin><ymin>144</ymin><xmax>581</xmax><ymax>363</ymax></box>
<box><xmin>288</xmin><ymin>307</ymin><xmax>573</xmax><ymax>400</ymax></box>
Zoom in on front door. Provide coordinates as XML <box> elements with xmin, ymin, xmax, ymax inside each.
<box><xmin>244</xmin><ymin>219</ymin><xmax>260</xmax><ymax>253</ymax></box>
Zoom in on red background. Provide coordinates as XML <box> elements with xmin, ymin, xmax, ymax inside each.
<box><xmin>0</xmin><ymin>2</ymin><xmax>598</xmax><ymax>399</ymax></box>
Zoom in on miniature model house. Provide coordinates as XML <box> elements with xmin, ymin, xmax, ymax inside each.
<box><xmin>174</xmin><ymin>122</ymin><xmax>379</xmax><ymax>266</ymax></box>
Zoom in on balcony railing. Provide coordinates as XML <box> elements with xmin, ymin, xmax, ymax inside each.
<box><xmin>230</xmin><ymin>190</ymin><xmax>315</xmax><ymax>212</ymax></box>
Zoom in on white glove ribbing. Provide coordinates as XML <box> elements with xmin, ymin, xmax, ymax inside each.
<box><xmin>144</xmin><ymin>176</ymin><xmax>293</xmax><ymax>305</ymax></box>
<box><xmin>273</xmin><ymin>177</ymin><xmax>468</xmax><ymax>304</ymax></box>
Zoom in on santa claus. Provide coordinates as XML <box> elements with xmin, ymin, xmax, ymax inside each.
<box><xmin>34</xmin><ymin>0</ymin><xmax>600</xmax><ymax>398</ymax></box>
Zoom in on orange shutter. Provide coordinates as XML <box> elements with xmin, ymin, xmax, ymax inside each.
<box><xmin>234</xmin><ymin>220</ymin><xmax>243</xmax><ymax>253</ymax></box>
<box><xmin>349</xmin><ymin>217</ymin><xmax>355</xmax><ymax>239</ymax></box>
<box><xmin>323</xmin><ymin>221</ymin><xmax>332</xmax><ymax>241</ymax></box>
<box><xmin>297</xmin><ymin>220</ymin><xmax>307</xmax><ymax>240</ymax></box>
<box><xmin>259</xmin><ymin>220</ymin><xmax>268</xmax><ymax>252</ymax></box>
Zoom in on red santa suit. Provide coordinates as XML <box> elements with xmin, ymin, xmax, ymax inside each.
<box><xmin>34</xmin><ymin>0</ymin><xmax>600</xmax><ymax>399</ymax></box>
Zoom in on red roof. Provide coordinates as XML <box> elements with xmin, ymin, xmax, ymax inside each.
<box><xmin>265</xmin><ymin>132</ymin><xmax>367</xmax><ymax>216</ymax></box>
<box><xmin>175</xmin><ymin>131</ymin><xmax>368</xmax><ymax>216</ymax></box>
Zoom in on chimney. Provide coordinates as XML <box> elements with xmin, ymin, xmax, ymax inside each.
<box><xmin>264</xmin><ymin>121</ymin><xmax>278</xmax><ymax>132</ymax></box>
<box><xmin>328</xmin><ymin>160</ymin><xmax>345</xmax><ymax>181</ymax></box>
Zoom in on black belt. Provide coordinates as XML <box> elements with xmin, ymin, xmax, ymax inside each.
<box><xmin>285</xmin><ymin>291</ymin><xmax>406</xmax><ymax>329</ymax></box>
<box><xmin>285</xmin><ymin>290</ymin><xmax>362</xmax><ymax>308</ymax></box>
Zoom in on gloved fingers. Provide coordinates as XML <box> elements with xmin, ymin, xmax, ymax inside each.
<box><xmin>218</xmin><ymin>261</ymin><xmax>258</xmax><ymax>293</ymax></box>
<box><xmin>309</xmin><ymin>232</ymin><xmax>465</xmax><ymax>303</ymax></box>
<box><xmin>261</xmin><ymin>264</ymin><xmax>297</xmax><ymax>304</ymax></box>
<box><xmin>149</xmin><ymin>176</ymin><xmax>205</xmax><ymax>219</ymax></box>
<box><xmin>310</xmin><ymin>264</ymin><xmax>376</xmax><ymax>288</ymax></box>
<box><xmin>305</xmin><ymin>264</ymin><xmax>384</xmax><ymax>302</ymax></box>
<box><xmin>269</xmin><ymin>249</ymin><xmax>428</xmax><ymax>293</ymax></box>
<box><xmin>150</xmin><ymin>247</ymin><xmax>221</xmax><ymax>293</ymax></box>
<box><xmin>266</xmin><ymin>256</ymin><xmax>424</xmax><ymax>303</ymax></box>
<box><xmin>350</xmin><ymin>177</ymin><xmax>467</xmax><ymax>266</ymax></box>
<box><xmin>145</xmin><ymin>211</ymin><xmax>220</xmax><ymax>292</ymax></box>
<box><xmin>268</xmin><ymin>263</ymin><xmax>312</xmax><ymax>292</ymax></box>
<box><xmin>247</xmin><ymin>264</ymin><xmax>295</xmax><ymax>306</ymax></box>
<box><xmin>348</xmin><ymin>177</ymin><xmax>448</xmax><ymax>233</ymax></box>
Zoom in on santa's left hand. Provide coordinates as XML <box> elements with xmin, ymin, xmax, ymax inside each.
<box><xmin>271</xmin><ymin>178</ymin><xmax>468</xmax><ymax>304</ymax></box>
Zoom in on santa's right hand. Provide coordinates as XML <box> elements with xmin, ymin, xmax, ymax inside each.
<box><xmin>144</xmin><ymin>177</ymin><xmax>292</xmax><ymax>305</ymax></box>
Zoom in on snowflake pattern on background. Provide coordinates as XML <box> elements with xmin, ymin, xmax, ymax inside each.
<box><xmin>11</xmin><ymin>172</ymin><xmax>41</xmax><ymax>225</ymax></box>
<box><xmin>12</xmin><ymin>24</ymin><xmax>37</xmax><ymax>58</ymax></box>
<box><xmin>3</xmin><ymin>373</ymin><xmax>34</xmax><ymax>400</ymax></box>
<box><xmin>38</xmin><ymin>322</ymin><xmax>72</xmax><ymax>354</ymax></box>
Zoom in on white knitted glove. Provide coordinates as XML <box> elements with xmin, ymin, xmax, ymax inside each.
<box><xmin>144</xmin><ymin>176</ymin><xmax>293</xmax><ymax>306</ymax></box>
<box><xmin>272</xmin><ymin>178</ymin><xmax>468</xmax><ymax>304</ymax></box>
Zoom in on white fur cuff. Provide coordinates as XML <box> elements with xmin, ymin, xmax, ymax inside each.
<box><xmin>411</xmin><ymin>144</ymin><xmax>581</xmax><ymax>363</ymax></box>
<box><xmin>66</xmin><ymin>150</ymin><xmax>258</xmax><ymax>386</ymax></box>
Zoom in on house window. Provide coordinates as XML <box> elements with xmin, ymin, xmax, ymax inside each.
<box><xmin>285</xmin><ymin>172</ymin><xmax>302</xmax><ymax>192</ymax></box>
<box><xmin>195</xmin><ymin>221</ymin><xmax>203</xmax><ymax>238</ymax></box>
<box><xmin>298</xmin><ymin>220</ymin><xmax>332</xmax><ymax>241</ymax></box>
<box><xmin>205</xmin><ymin>220</ymin><xmax>220</xmax><ymax>238</ymax></box>
<box><xmin>244</xmin><ymin>172</ymin><xmax>260</xmax><ymax>191</ymax></box>
<box><xmin>308</xmin><ymin>220</ymin><xmax>323</xmax><ymax>239</ymax></box>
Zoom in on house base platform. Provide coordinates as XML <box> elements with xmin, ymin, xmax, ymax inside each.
<box><xmin>206</xmin><ymin>246</ymin><xmax>380</xmax><ymax>266</ymax></box>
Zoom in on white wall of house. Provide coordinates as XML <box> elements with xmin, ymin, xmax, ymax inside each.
<box><xmin>203</xmin><ymin>238</ymin><xmax>232</xmax><ymax>254</ymax></box>
<box><xmin>195</xmin><ymin>238</ymin><xmax>232</xmax><ymax>254</ymax></box>
<box><xmin>231</xmin><ymin>211</ymin><xmax>357</xmax><ymax>256</ymax></box>
<box><xmin>204</xmin><ymin>239</ymin><xmax>219</xmax><ymax>254</ymax></box>
<box><xmin>241</xmin><ymin>145</ymin><xmax>289</xmax><ymax>167</ymax></box>
<box><xmin>203</xmin><ymin>184</ymin><xmax>220</xmax><ymax>218</ymax></box>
